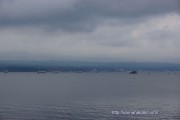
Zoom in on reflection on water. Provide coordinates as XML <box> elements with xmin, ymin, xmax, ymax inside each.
<box><xmin>0</xmin><ymin>72</ymin><xmax>180</xmax><ymax>120</ymax></box>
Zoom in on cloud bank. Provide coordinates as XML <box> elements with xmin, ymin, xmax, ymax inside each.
<box><xmin>0</xmin><ymin>0</ymin><xmax>180</xmax><ymax>63</ymax></box>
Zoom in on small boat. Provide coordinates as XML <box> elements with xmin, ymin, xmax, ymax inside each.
<box><xmin>52</xmin><ymin>71</ymin><xmax>59</xmax><ymax>73</ymax></box>
<box><xmin>129</xmin><ymin>71</ymin><xmax>138</xmax><ymax>74</ymax></box>
<box><xmin>77</xmin><ymin>71</ymin><xmax>83</xmax><ymax>73</ymax></box>
<box><xmin>37</xmin><ymin>71</ymin><xmax>46</xmax><ymax>74</ymax></box>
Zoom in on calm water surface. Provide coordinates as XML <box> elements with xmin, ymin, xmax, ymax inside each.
<box><xmin>0</xmin><ymin>72</ymin><xmax>180</xmax><ymax>120</ymax></box>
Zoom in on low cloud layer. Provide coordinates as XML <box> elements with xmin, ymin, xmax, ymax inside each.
<box><xmin>0</xmin><ymin>0</ymin><xmax>180</xmax><ymax>31</ymax></box>
<box><xmin>0</xmin><ymin>0</ymin><xmax>180</xmax><ymax>63</ymax></box>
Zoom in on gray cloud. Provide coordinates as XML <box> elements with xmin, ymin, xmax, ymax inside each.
<box><xmin>0</xmin><ymin>0</ymin><xmax>180</xmax><ymax>63</ymax></box>
<box><xmin>0</xmin><ymin>0</ymin><xmax>180</xmax><ymax>32</ymax></box>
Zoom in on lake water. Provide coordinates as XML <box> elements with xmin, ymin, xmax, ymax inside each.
<box><xmin>0</xmin><ymin>72</ymin><xmax>180</xmax><ymax>120</ymax></box>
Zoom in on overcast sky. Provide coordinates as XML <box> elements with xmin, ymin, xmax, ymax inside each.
<box><xmin>0</xmin><ymin>0</ymin><xmax>180</xmax><ymax>63</ymax></box>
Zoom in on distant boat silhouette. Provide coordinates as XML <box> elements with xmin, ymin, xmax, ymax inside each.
<box><xmin>129</xmin><ymin>71</ymin><xmax>138</xmax><ymax>74</ymax></box>
<box><xmin>52</xmin><ymin>71</ymin><xmax>59</xmax><ymax>73</ymax></box>
<box><xmin>77</xmin><ymin>71</ymin><xmax>83</xmax><ymax>73</ymax></box>
<box><xmin>37</xmin><ymin>71</ymin><xmax>46</xmax><ymax>74</ymax></box>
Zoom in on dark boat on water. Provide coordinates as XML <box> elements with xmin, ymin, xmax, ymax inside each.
<box><xmin>129</xmin><ymin>70</ymin><xmax>138</xmax><ymax>74</ymax></box>
<box><xmin>37</xmin><ymin>71</ymin><xmax>46</xmax><ymax>74</ymax></box>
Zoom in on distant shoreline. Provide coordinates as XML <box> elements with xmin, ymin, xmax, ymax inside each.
<box><xmin>0</xmin><ymin>61</ymin><xmax>180</xmax><ymax>72</ymax></box>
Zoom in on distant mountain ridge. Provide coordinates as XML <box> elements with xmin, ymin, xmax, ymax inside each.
<box><xmin>0</xmin><ymin>61</ymin><xmax>180</xmax><ymax>72</ymax></box>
